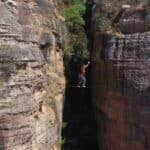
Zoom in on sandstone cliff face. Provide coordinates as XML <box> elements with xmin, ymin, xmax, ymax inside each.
<box><xmin>0</xmin><ymin>0</ymin><xmax>65</xmax><ymax>149</ymax></box>
<box><xmin>91</xmin><ymin>1</ymin><xmax>150</xmax><ymax>150</ymax></box>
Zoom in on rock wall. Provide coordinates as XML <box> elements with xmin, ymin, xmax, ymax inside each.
<box><xmin>0</xmin><ymin>0</ymin><xmax>66</xmax><ymax>150</ymax></box>
<box><xmin>91</xmin><ymin>1</ymin><xmax>150</xmax><ymax>150</ymax></box>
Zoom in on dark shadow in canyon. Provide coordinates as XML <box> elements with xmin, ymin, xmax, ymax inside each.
<box><xmin>62</xmin><ymin>64</ymin><xmax>99</xmax><ymax>150</ymax></box>
<box><xmin>62</xmin><ymin>84</ymin><xmax>99</xmax><ymax>150</ymax></box>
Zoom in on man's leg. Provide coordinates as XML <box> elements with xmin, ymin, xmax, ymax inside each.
<box><xmin>81</xmin><ymin>75</ymin><xmax>86</xmax><ymax>87</ymax></box>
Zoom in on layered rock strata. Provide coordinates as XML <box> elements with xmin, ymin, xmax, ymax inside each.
<box><xmin>91</xmin><ymin>1</ymin><xmax>150</xmax><ymax>150</ymax></box>
<box><xmin>0</xmin><ymin>0</ymin><xmax>66</xmax><ymax>150</ymax></box>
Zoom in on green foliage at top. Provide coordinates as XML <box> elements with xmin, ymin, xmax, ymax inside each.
<box><xmin>62</xmin><ymin>0</ymin><xmax>86</xmax><ymax>29</ymax></box>
<box><xmin>62</xmin><ymin>0</ymin><xmax>90</xmax><ymax>84</ymax></box>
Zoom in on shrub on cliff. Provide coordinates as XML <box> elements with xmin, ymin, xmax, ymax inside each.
<box><xmin>62</xmin><ymin>0</ymin><xmax>90</xmax><ymax>84</ymax></box>
<box><xmin>62</xmin><ymin>0</ymin><xmax>85</xmax><ymax>31</ymax></box>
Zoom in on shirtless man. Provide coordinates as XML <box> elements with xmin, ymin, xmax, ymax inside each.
<box><xmin>77</xmin><ymin>61</ymin><xmax>90</xmax><ymax>87</ymax></box>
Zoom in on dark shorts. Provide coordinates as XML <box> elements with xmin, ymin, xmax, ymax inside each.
<box><xmin>78</xmin><ymin>74</ymin><xmax>86</xmax><ymax>86</ymax></box>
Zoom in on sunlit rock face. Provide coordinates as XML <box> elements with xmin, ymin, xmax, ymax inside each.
<box><xmin>91</xmin><ymin>0</ymin><xmax>150</xmax><ymax>150</ymax></box>
<box><xmin>0</xmin><ymin>0</ymin><xmax>66</xmax><ymax>150</ymax></box>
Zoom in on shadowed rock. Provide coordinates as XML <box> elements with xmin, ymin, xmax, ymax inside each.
<box><xmin>91</xmin><ymin>1</ymin><xmax>150</xmax><ymax>150</ymax></box>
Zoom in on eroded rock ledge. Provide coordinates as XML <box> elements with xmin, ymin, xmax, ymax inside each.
<box><xmin>0</xmin><ymin>0</ymin><xmax>66</xmax><ymax>150</ymax></box>
<box><xmin>91</xmin><ymin>1</ymin><xmax>150</xmax><ymax>150</ymax></box>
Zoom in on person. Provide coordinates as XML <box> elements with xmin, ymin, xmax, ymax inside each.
<box><xmin>77</xmin><ymin>61</ymin><xmax>90</xmax><ymax>88</ymax></box>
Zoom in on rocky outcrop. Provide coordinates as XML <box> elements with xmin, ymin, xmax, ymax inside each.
<box><xmin>91</xmin><ymin>1</ymin><xmax>150</xmax><ymax>150</ymax></box>
<box><xmin>0</xmin><ymin>0</ymin><xmax>66</xmax><ymax>150</ymax></box>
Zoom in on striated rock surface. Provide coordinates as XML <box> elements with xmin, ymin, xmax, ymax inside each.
<box><xmin>0</xmin><ymin>0</ymin><xmax>66</xmax><ymax>150</ymax></box>
<box><xmin>91</xmin><ymin>0</ymin><xmax>150</xmax><ymax>150</ymax></box>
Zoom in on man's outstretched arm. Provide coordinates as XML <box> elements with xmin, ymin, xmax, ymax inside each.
<box><xmin>84</xmin><ymin>61</ymin><xmax>90</xmax><ymax>68</ymax></box>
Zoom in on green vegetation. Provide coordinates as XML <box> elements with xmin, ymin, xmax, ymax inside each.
<box><xmin>62</xmin><ymin>0</ymin><xmax>85</xmax><ymax>30</ymax></box>
<box><xmin>62</xmin><ymin>0</ymin><xmax>90</xmax><ymax>84</ymax></box>
<box><xmin>58</xmin><ymin>137</ymin><xmax>66</xmax><ymax>146</ymax></box>
<box><xmin>62</xmin><ymin>122</ymin><xmax>68</xmax><ymax>129</ymax></box>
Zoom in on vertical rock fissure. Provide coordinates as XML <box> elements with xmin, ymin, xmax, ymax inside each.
<box><xmin>62</xmin><ymin>1</ymin><xmax>99</xmax><ymax>150</ymax></box>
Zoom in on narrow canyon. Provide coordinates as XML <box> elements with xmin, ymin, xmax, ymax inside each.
<box><xmin>0</xmin><ymin>0</ymin><xmax>149</xmax><ymax>150</ymax></box>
